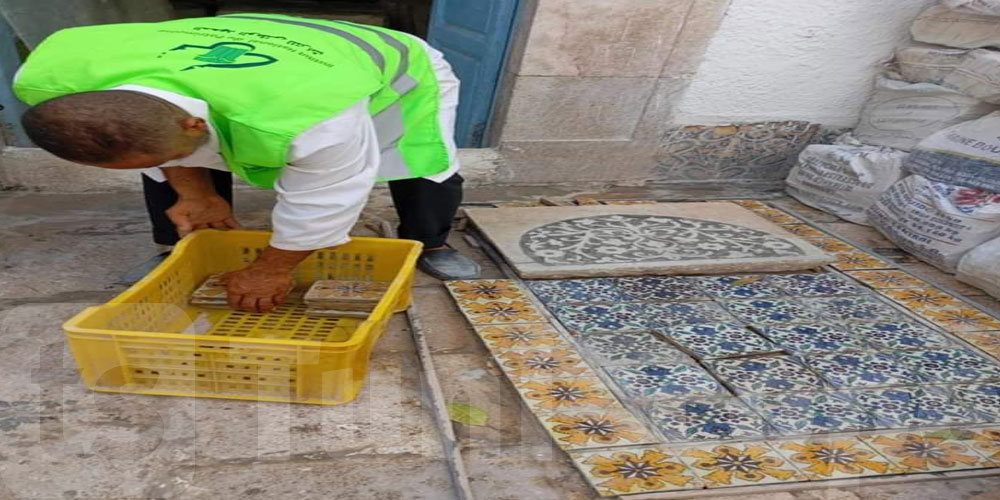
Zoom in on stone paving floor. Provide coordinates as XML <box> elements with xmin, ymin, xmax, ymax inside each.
<box><xmin>1</xmin><ymin>186</ymin><xmax>999</xmax><ymax>499</ymax></box>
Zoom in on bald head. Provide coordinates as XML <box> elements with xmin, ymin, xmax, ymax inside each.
<box><xmin>21</xmin><ymin>90</ymin><xmax>207</xmax><ymax>168</ymax></box>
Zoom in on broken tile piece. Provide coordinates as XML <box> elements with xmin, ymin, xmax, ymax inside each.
<box><xmin>464</xmin><ymin>203</ymin><xmax>832</xmax><ymax>279</ymax></box>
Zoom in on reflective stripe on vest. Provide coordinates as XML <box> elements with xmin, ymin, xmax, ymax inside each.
<box><xmin>225</xmin><ymin>15</ymin><xmax>419</xmax><ymax>180</ymax></box>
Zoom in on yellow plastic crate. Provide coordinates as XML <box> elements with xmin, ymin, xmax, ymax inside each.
<box><xmin>62</xmin><ymin>230</ymin><xmax>421</xmax><ymax>405</ymax></box>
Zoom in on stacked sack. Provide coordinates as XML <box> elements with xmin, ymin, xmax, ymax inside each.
<box><xmin>786</xmin><ymin>1</ymin><xmax>1000</xmax><ymax>226</ymax></box>
<box><xmin>866</xmin><ymin>1</ymin><xmax>1000</xmax><ymax>291</ymax></box>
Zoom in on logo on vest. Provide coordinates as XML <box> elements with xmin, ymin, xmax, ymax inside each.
<box><xmin>167</xmin><ymin>41</ymin><xmax>278</xmax><ymax>71</ymax></box>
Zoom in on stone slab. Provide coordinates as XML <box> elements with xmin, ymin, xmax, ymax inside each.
<box><xmin>465</xmin><ymin>203</ymin><xmax>832</xmax><ymax>279</ymax></box>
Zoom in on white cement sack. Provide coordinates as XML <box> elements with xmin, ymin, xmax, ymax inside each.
<box><xmin>942</xmin><ymin>0</ymin><xmax>1000</xmax><ymax>16</ymax></box>
<box><xmin>786</xmin><ymin>144</ymin><xmax>907</xmax><ymax>225</ymax></box>
<box><xmin>943</xmin><ymin>49</ymin><xmax>1000</xmax><ymax>103</ymax></box>
<box><xmin>912</xmin><ymin>4</ymin><xmax>1000</xmax><ymax>49</ymax></box>
<box><xmin>956</xmin><ymin>236</ymin><xmax>1000</xmax><ymax>297</ymax></box>
<box><xmin>867</xmin><ymin>174</ymin><xmax>1000</xmax><ymax>272</ymax></box>
<box><xmin>894</xmin><ymin>45</ymin><xmax>969</xmax><ymax>85</ymax></box>
<box><xmin>906</xmin><ymin>111</ymin><xmax>1000</xmax><ymax>191</ymax></box>
<box><xmin>852</xmin><ymin>76</ymin><xmax>997</xmax><ymax>151</ymax></box>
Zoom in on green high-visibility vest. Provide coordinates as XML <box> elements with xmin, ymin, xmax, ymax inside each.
<box><xmin>13</xmin><ymin>14</ymin><xmax>451</xmax><ymax>188</ymax></box>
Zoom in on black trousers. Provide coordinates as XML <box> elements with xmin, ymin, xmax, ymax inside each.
<box><xmin>142</xmin><ymin>171</ymin><xmax>463</xmax><ymax>249</ymax></box>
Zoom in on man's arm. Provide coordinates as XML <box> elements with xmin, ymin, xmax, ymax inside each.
<box><xmin>221</xmin><ymin>246</ymin><xmax>312</xmax><ymax>313</ymax></box>
<box><xmin>162</xmin><ymin>166</ymin><xmax>239</xmax><ymax>236</ymax></box>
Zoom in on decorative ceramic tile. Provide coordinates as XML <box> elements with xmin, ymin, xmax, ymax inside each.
<box><xmin>445</xmin><ymin>279</ymin><xmax>526</xmax><ymax>301</ymax></box>
<box><xmin>303</xmin><ymin>280</ymin><xmax>389</xmax><ymax>307</ymax></box>
<box><xmin>849</xmin><ymin>322</ymin><xmax>954</xmax><ymax>350</ymax></box>
<box><xmin>771</xmin><ymin>273</ymin><xmax>865</xmax><ymax>297</ymax></box>
<box><xmin>830</xmin><ymin>252</ymin><xmax>895</xmax><ymax>271</ymax></box>
<box><xmin>601</xmin><ymin>199</ymin><xmax>660</xmax><ymax>205</ymax></box>
<box><xmin>515</xmin><ymin>377</ymin><xmax>621</xmax><ymax>411</ymax></box>
<box><xmin>801</xmin><ymin>296</ymin><xmax>901</xmax><ymax>323</ymax></box>
<box><xmin>782</xmin><ymin>224</ymin><xmax>827</xmax><ymax>238</ymax></box>
<box><xmin>752</xmin><ymin>208</ymin><xmax>804</xmax><ymax>225</ymax></box>
<box><xmin>883</xmin><ymin>288</ymin><xmax>967</xmax><ymax>311</ymax></box>
<box><xmin>457</xmin><ymin>299</ymin><xmax>546</xmax><ymax>325</ymax></box>
<box><xmin>526</xmin><ymin>278</ymin><xmax>624</xmax><ymax>304</ymax></box>
<box><xmin>569</xmin><ymin>446</ymin><xmax>701</xmax><ymax>497</ymax></box>
<box><xmin>707</xmin><ymin>356</ymin><xmax>827</xmax><ymax>394</ymax></box>
<box><xmin>956</xmin><ymin>331</ymin><xmax>1000</xmax><ymax>357</ymax></box>
<box><xmin>580</xmin><ymin>331</ymin><xmax>691</xmax><ymax>366</ymax></box>
<box><xmin>953</xmin><ymin>384</ymin><xmax>1000</xmax><ymax>420</ymax></box>
<box><xmin>916</xmin><ymin>306</ymin><xmax>1000</xmax><ymax>333</ymax></box>
<box><xmin>189</xmin><ymin>274</ymin><xmax>228</xmax><ymax>307</ymax></box>
<box><xmin>721</xmin><ymin>298</ymin><xmax>819</xmax><ymax>325</ymax></box>
<box><xmin>495</xmin><ymin>348</ymin><xmax>592</xmax><ymax>379</ymax></box>
<box><xmin>464</xmin><ymin>204</ymin><xmax>832</xmax><ymax>279</ymax></box>
<box><xmin>646</xmin><ymin>398</ymin><xmax>773</xmax><ymax>442</ymax></box>
<box><xmin>845</xmin><ymin>270</ymin><xmax>929</xmax><ymax>290</ymax></box>
<box><xmin>646</xmin><ymin>301</ymin><xmax>736</xmax><ymax>328</ymax></box>
<box><xmin>695</xmin><ymin>275</ymin><xmax>786</xmax><ymax>299</ymax></box>
<box><xmin>729</xmin><ymin>199</ymin><xmax>771</xmax><ymax>210</ymax></box>
<box><xmin>664</xmin><ymin>323</ymin><xmax>779</xmax><ymax>359</ymax></box>
<box><xmin>539</xmin><ymin>410</ymin><xmax>657</xmax><ymax>450</ymax></box>
<box><xmin>612</xmin><ymin>276</ymin><xmax>708</xmax><ymax>302</ymax></box>
<box><xmin>549</xmin><ymin>303</ymin><xmax>648</xmax><ymax>334</ymax></box>
<box><xmin>761</xmin><ymin>324</ymin><xmax>867</xmax><ymax>354</ymax></box>
<box><xmin>854</xmin><ymin>386</ymin><xmax>979</xmax><ymax>428</ymax></box>
<box><xmin>805</xmin><ymin>237</ymin><xmax>857</xmax><ymax>254</ymax></box>
<box><xmin>897</xmin><ymin>348</ymin><xmax>1000</xmax><ymax>384</ymax></box>
<box><xmin>750</xmin><ymin>392</ymin><xmax>875</xmax><ymax>435</ymax></box>
<box><xmin>967</xmin><ymin>427</ymin><xmax>1000</xmax><ymax>461</ymax></box>
<box><xmin>770</xmin><ymin>438</ymin><xmax>892</xmax><ymax>479</ymax></box>
<box><xmin>808</xmin><ymin>352</ymin><xmax>916</xmax><ymax>389</ymax></box>
<box><xmin>472</xmin><ymin>323</ymin><xmax>570</xmax><ymax>351</ymax></box>
<box><xmin>861</xmin><ymin>431</ymin><xmax>990</xmax><ymax>472</ymax></box>
<box><xmin>606</xmin><ymin>363</ymin><xmax>725</xmax><ymax>399</ymax></box>
<box><xmin>680</xmin><ymin>442</ymin><xmax>805</xmax><ymax>487</ymax></box>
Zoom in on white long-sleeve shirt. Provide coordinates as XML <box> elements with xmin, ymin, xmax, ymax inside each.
<box><xmin>125</xmin><ymin>37</ymin><xmax>460</xmax><ymax>251</ymax></box>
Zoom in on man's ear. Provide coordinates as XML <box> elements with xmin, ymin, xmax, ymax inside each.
<box><xmin>180</xmin><ymin>117</ymin><xmax>208</xmax><ymax>136</ymax></box>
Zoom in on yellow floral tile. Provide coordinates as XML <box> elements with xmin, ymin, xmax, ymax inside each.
<box><xmin>918</xmin><ymin>307</ymin><xmax>1000</xmax><ymax>333</ymax></box>
<box><xmin>860</xmin><ymin>431</ymin><xmax>992</xmax><ymax>472</ymax></box>
<box><xmin>514</xmin><ymin>377</ymin><xmax>622</xmax><ymax>412</ymax></box>
<box><xmin>569</xmin><ymin>446</ymin><xmax>702</xmax><ymax>497</ymax></box>
<box><xmin>882</xmin><ymin>288</ymin><xmax>966</xmax><ymax>310</ymax></box>
<box><xmin>679</xmin><ymin>442</ymin><xmax>805</xmax><ymax>488</ymax></box>
<box><xmin>495</xmin><ymin>348</ymin><xmax>592</xmax><ymax>379</ymax></box>
<box><xmin>472</xmin><ymin>323</ymin><xmax>570</xmax><ymax>351</ymax></box>
<box><xmin>601</xmin><ymin>200</ymin><xmax>659</xmax><ymax>205</ymax></box>
<box><xmin>956</xmin><ymin>332</ymin><xmax>1000</xmax><ymax>359</ymax></box>
<box><xmin>846</xmin><ymin>270</ymin><xmax>929</xmax><ymax>289</ymax></box>
<box><xmin>445</xmin><ymin>279</ymin><xmax>526</xmax><ymax>302</ymax></box>
<box><xmin>968</xmin><ymin>427</ymin><xmax>1000</xmax><ymax>462</ymax></box>
<box><xmin>782</xmin><ymin>224</ymin><xmax>827</xmax><ymax>238</ymax></box>
<box><xmin>770</xmin><ymin>438</ymin><xmax>896</xmax><ymax>479</ymax></box>
<box><xmin>754</xmin><ymin>208</ymin><xmax>803</xmax><ymax>225</ymax></box>
<box><xmin>729</xmin><ymin>200</ymin><xmax>770</xmax><ymax>210</ymax></box>
<box><xmin>830</xmin><ymin>252</ymin><xmax>894</xmax><ymax>271</ymax></box>
<box><xmin>458</xmin><ymin>299</ymin><xmax>546</xmax><ymax>325</ymax></box>
<box><xmin>805</xmin><ymin>237</ymin><xmax>857</xmax><ymax>254</ymax></box>
<box><xmin>540</xmin><ymin>410</ymin><xmax>657</xmax><ymax>450</ymax></box>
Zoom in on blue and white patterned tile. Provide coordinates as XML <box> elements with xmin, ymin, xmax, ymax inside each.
<box><xmin>747</xmin><ymin>391</ymin><xmax>875</xmax><ymax>435</ymax></box>
<box><xmin>807</xmin><ymin>352</ymin><xmax>917</xmax><ymax>389</ymax></box>
<box><xmin>695</xmin><ymin>275</ymin><xmax>786</xmax><ymax>299</ymax></box>
<box><xmin>771</xmin><ymin>273</ymin><xmax>865</xmax><ymax>297</ymax></box>
<box><xmin>606</xmin><ymin>363</ymin><xmax>726</xmax><ymax>400</ymax></box>
<box><xmin>896</xmin><ymin>348</ymin><xmax>1000</xmax><ymax>384</ymax></box>
<box><xmin>707</xmin><ymin>356</ymin><xmax>827</xmax><ymax>394</ymax></box>
<box><xmin>613</xmin><ymin>276</ymin><xmax>708</xmax><ymax>302</ymax></box>
<box><xmin>848</xmin><ymin>321</ymin><xmax>954</xmax><ymax>351</ymax></box>
<box><xmin>854</xmin><ymin>385</ymin><xmax>980</xmax><ymax>428</ymax></box>
<box><xmin>663</xmin><ymin>323</ymin><xmax>779</xmax><ymax>359</ymax></box>
<box><xmin>645</xmin><ymin>302</ymin><xmax>736</xmax><ymax>328</ymax></box>
<box><xmin>550</xmin><ymin>303</ymin><xmax>648</xmax><ymax>334</ymax></box>
<box><xmin>580</xmin><ymin>331</ymin><xmax>692</xmax><ymax>366</ymax></box>
<box><xmin>761</xmin><ymin>323</ymin><xmax>867</xmax><ymax>354</ymax></box>
<box><xmin>952</xmin><ymin>384</ymin><xmax>1000</xmax><ymax>420</ymax></box>
<box><xmin>800</xmin><ymin>296</ymin><xmax>902</xmax><ymax>323</ymax></box>
<box><xmin>526</xmin><ymin>278</ymin><xmax>625</xmax><ymax>304</ymax></box>
<box><xmin>721</xmin><ymin>298</ymin><xmax>819</xmax><ymax>325</ymax></box>
<box><xmin>645</xmin><ymin>398</ymin><xmax>773</xmax><ymax>442</ymax></box>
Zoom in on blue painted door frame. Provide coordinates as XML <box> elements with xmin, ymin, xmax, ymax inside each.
<box><xmin>427</xmin><ymin>0</ymin><xmax>519</xmax><ymax>148</ymax></box>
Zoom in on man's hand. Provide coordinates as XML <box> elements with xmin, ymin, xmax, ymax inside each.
<box><xmin>167</xmin><ymin>195</ymin><xmax>239</xmax><ymax>237</ymax></box>
<box><xmin>221</xmin><ymin>246</ymin><xmax>314</xmax><ymax>313</ymax></box>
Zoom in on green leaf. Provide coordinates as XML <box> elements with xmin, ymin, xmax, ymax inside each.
<box><xmin>447</xmin><ymin>403</ymin><xmax>488</xmax><ymax>426</ymax></box>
